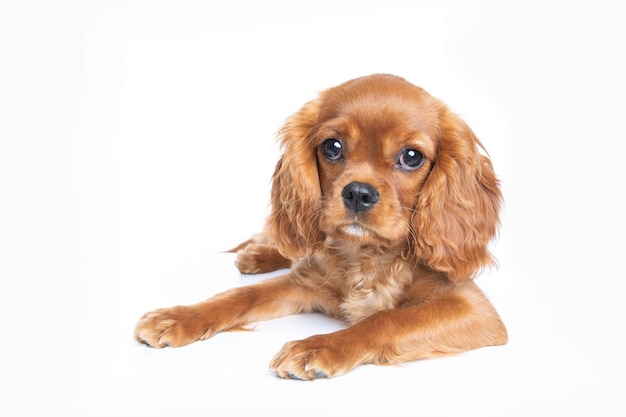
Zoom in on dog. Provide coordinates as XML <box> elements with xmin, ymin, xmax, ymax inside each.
<box><xmin>134</xmin><ymin>74</ymin><xmax>507</xmax><ymax>380</ymax></box>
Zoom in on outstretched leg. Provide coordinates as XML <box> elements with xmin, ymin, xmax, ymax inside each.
<box><xmin>134</xmin><ymin>274</ymin><xmax>313</xmax><ymax>348</ymax></box>
<box><xmin>270</xmin><ymin>284</ymin><xmax>507</xmax><ymax>380</ymax></box>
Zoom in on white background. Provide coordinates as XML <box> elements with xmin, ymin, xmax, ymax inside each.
<box><xmin>1</xmin><ymin>0</ymin><xmax>625</xmax><ymax>416</ymax></box>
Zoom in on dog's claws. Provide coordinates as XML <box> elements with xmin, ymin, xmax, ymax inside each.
<box><xmin>287</xmin><ymin>372</ymin><xmax>303</xmax><ymax>381</ymax></box>
<box><xmin>314</xmin><ymin>370</ymin><xmax>327</xmax><ymax>378</ymax></box>
<box><xmin>282</xmin><ymin>369</ymin><xmax>327</xmax><ymax>381</ymax></box>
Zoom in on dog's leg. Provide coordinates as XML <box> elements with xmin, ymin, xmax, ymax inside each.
<box><xmin>234</xmin><ymin>243</ymin><xmax>292</xmax><ymax>274</ymax></box>
<box><xmin>270</xmin><ymin>286</ymin><xmax>507</xmax><ymax>380</ymax></box>
<box><xmin>226</xmin><ymin>232</ymin><xmax>292</xmax><ymax>274</ymax></box>
<box><xmin>134</xmin><ymin>274</ymin><xmax>312</xmax><ymax>348</ymax></box>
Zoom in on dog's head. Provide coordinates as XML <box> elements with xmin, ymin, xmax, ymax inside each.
<box><xmin>269</xmin><ymin>74</ymin><xmax>501</xmax><ymax>283</ymax></box>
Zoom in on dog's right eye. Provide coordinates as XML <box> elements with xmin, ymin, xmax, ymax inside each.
<box><xmin>320</xmin><ymin>139</ymin><xmax>344</xmax><ymax>161</ymax></box>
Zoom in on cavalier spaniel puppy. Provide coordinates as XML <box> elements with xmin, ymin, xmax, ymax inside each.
<box><xmin>134</xmin><ymin>74</ymin><xmax>507</xmax><ymax>380</ymax></box>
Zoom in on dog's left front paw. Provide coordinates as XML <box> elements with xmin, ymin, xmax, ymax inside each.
<box><xmin>269</xmin><ymin>334</ymin><xmax>359</xmax><ymax>380</ymax></box>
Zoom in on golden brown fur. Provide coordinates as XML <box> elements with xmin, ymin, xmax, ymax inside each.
<box><xmin>134</xmin><ymin>74</ymin><xmax>507</xmax><ymax>380</ymax></box>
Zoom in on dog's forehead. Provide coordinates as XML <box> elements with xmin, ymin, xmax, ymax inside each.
<box><xmin>318</xmin><ymin>76</ymin><xmax>440</xmax><ymax>138</ymax></box>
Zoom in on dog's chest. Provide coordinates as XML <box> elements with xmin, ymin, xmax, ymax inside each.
<box><xmin>334</xmin><ymin>253</ymin><xmax>413</xmax><ymax>324</ymax></box>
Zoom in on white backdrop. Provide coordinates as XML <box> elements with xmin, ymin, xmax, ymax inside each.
<box><xmin>1</xmin><ymin>1</ymin><xmax>625</xmax><ymax>416</ymax></box>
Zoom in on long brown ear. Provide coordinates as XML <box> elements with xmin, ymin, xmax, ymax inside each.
<box><xmin>268</xmin><ymin>99</ymin><xmax>324</xmax><ymax>260</ymax></box>
<box><xmin>413</xmin><ymin>107</ymin><xmax>502</xmax><ymax>283</ymax></box>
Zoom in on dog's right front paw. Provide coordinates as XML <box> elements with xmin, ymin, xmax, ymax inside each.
<box><xmin>134</xmin><ymin>306</ymin><xmax>214</xmax><ymax>348</ymax></box>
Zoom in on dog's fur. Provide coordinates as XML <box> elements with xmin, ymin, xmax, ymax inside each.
<box><xmin>134</xmin><ymin>74</ymin><xmax>507</xmax><ymax>380</ymax></box>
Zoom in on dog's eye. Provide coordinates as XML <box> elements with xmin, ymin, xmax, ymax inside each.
<box><xmin>320</xmin><ymin>139</ymin><xmax>344</xmax><ymax>161</ymax></box>
<box><xmin>397</xmin><ymin>148</ymin><xmax>425</xmax><ymax>171</ymax></box>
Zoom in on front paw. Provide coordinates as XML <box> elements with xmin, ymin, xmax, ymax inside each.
<box><xmin>269</xmin><ymin>334</ymin><xmax>358</xmax><ymax>380</ymax></box>
<box><xmin>134</xmin><ymin>305</ymin><xmax>215</xmax><ymax>348</ymax></box>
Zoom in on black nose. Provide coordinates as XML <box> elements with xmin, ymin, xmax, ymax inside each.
<box><xmin>342</xmin><ymin>181</ymin><xmax>380</xmax><ymax>213</ymax></box>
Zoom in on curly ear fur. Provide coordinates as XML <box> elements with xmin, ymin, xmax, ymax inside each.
<box><xmin>413</xmin><ymin>106</ymin><xmax>502</xmax><ymax>283</ymax></box>
<box><xmin>268</xmin><ymin>99</ymin><xmax>324</xmax><ymax>260</ymax></box>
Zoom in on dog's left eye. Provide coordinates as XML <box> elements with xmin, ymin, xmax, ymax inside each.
<box><xmin>320</xmin><ymin>139</ymin><xmax>344</xmax><ymax>161</ymax></box>
<box><xmin>397</xmin><ymin>148</ymin><xmax>425</xmax><ymax>171</ymax></box>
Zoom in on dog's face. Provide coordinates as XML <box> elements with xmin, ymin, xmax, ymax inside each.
<box><xmin>312</xmin><ymin>78</ymin><xmax>439</xmax><ymax>248</ymax></box>
<box><xmin>270</xmin><ymin>74</ymin><xmax>501</xmax><ymax>283</ymax></box>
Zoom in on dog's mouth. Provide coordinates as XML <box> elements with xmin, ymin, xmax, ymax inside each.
<box><xmin>321</xmin><ymin>194</ymin><xmax>407</xmax><ymax>247</ymax></box>
<box><xmin>342</xmin><ymin>223</ymin><xmax>367</xmax><ymax>238</ymax></box>
<box><xmin>335</xmin><ymin>221</ymin><xmax>389</xmax><ymax>246</ymax></box>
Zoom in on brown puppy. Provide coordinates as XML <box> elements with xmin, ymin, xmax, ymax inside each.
<box><xmin>134</xmin><ymin>74</ymin><xmax>507</xmax><ymax>380</ymax></box>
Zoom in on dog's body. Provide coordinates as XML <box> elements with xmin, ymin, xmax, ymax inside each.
<box><xmin>134</xmin><ymin>74</ymin><xmax>507</xmax><ymax>380</ymax></box>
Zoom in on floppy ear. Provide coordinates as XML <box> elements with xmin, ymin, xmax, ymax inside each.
<box><xmin>268</xmin><ymin>99</ymin><xmax>324</xmax><ymax>260</ymax></box>
<box><xmin>413</xmin><ymin>107</ymin><xmax>502</xmax><ymax>283</ymax></box>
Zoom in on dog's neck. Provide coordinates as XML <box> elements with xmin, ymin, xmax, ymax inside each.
<box><xmin>312</xmin><ymin>239</ymin><xmax>415</xmax><ymax>324</ymax></box>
